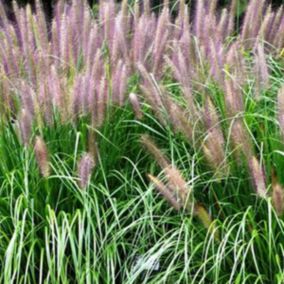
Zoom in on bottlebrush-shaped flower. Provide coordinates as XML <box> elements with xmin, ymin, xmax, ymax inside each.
<box><xmin>137</xmin><ymin>63</ymin><xmax>166</xmax><ymax>125</ymax></box>
<box><xmin>129</xmin><ymin>93</ymin><xmax>143</xmax><ymax>120</ymax></box>
<box><xmin>112</xmin><ymin>60</ymin><xmax>128</xmax><ymax>106</ymax></box>
<box><xmin>72</xmin><ymin>75</ymin><xmax>83</xmax><ymax>117</ymax></box>
<box><xmin>269</xmin><ymin>6</ymin><xmax>284</xmax><ymax>46</ymax></box>
<box><xmin>173</xmin><ymin>0</ymin><xmax>189</xmax><ymax>39</ymax></box>
<box><xmin>99</xmin><ymin>0</ymin><xmax>116</xmax><ymax>48</ymax></box>
<box><xmin>224</xmin><ymin>78</ymin><xmax>244</xmax><ymax>117</ymax></box>
<box><xmin>132</xmin><ymin>15</ymin><xmax>148</xmax><ymax>64</ymax></box>
<box><xmin>225</xmin><ymin>41</ymin><xmax>247</xmax><ymax>86</ymax></box>
<box><xmin>19</xmin><ymin>80</ymin><xmax>35</xmax><ymax>116</ymax></box>
<box><xmin>94</xmin><ymin>76</ymin><xmax>107</xmax><ymax>127</ymax></box>
<box><xmin>38</xmin><ymin>83</ymin><xmax>53</xmax><ymax>124</ymax></box>
<box><xmin>111</xmin><ymin>12</ymin><xmax>129</xmax><ymax>64</ymax></box>
<box><xmin>258</xmin><ymin>8</ymin><xmax>274</xmax><ymax>44</ymax></box>
<box><xmin>274</xmin><ymin>14</ymin><xmax>284</xmax><ymax>50</ymax></box>
<box><xmin>162</xmin><ymin>95</ymin><xmax>193</xmax><ymax>142</ymax></box>
<box><xmin>202</xmin><ymin>97</ymin><xmax>226</xmax><ymax>173</ymax></box>
<box><xmin>194</xmin><ymin>0</ymin><xmax>205</xmax><ymax>41</ymax></box>
<box><xmin>142</xmin><ymin>135</ymin><xmax>192</xmax><ymax>210</ymax></box>
<box><xmin>163</xmin><ymin>165</ymin><xmax>191</xmax><ymax>209</ymax></box>
<box><xmin>272</xmin><ymin>181</ymin><xmax>284</xmax><ymax>216</ymax></box>
<box><xmin>18</xmin><ymin>108</ymin><xmax>32</xmax><ymax>145</ymax></box>
<box><xmin>34</xmin><ymin>136</ymin><xmax>50</xmax><ymax>177</ymax></box>
<box><xmin>249</xmin><ymin>156</ymin><xmax>267</xmax><ymax>198</ymax></box>
<box><xmin>208</xmin><ymin>39</ymin><xmax>224</xmax><ymax>84</ymax></box>
<box><xmin>77</xmin><ymin>152</ymin><xmax>95</xmax><ymax>189</ymax></box>
<box><xmin>148</xmin><ymin>174</ymin><xmax>181</xmax><ymax>210</ymax></box>
<box><xmin>217</xmin><ymin>8</ymin><xmax>229</xmax><ymax>42</ymax></box>
<box><xmin>254</xmin><ymin>43</ymin><xmax>270</xmax><ymax>95</ymax></box>
<box><xmin>141</xmin><ymin>135</ymin><xmax>169</xmax><ymax>169</ymax></box>
<box><xmin>230</xmin><ymin>119</ymin><xmax>253</xmax><ymax>159</ymax></box>
<box><xmin>152</xmin><ymin>5</ymin><xmax>170</xmax><ymax>76</ymax></box>
<box><xmin>241</xmin><ymin>0</ymin><xmax>266</xmax><ymax>46</ymax></box>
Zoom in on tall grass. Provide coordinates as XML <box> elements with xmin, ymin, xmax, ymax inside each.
<box><xmin>0</xmin><ymin>0</ymin><xmax>283</xmax><ymax>283</ymax></box>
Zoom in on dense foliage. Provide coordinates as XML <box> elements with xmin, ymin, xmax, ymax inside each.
<box><xmin>0</xmin><ymin>0</ymin><xmax>283</xmax><ymax>282</ymax></box>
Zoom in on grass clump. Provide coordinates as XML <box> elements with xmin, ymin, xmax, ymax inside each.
<box><xmin>0</xmin><ymin>0</ymin><xmax>283</xmax><ymax>283</ymax></box>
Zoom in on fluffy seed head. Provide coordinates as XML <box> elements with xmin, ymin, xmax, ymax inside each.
<box><xmin>141</xmin><ymin>135</ymin><xmax>169</xmax><ymax>169</ymax></box>
<box><xmin>18</xmin><ymin>108</ymin><xmax>32</xmax><ymax>145</ymax></box>
<box><xmin>272</xmin><ymin>182</ymin><xmax>284</xmax><ymax>216</ymax></box>
<box><xmin>34</xmin><ymin>136</ymin><xmax>50</xmax><ymax>177</ymax></box>
<box><xmin>249</xmin><ymin>156</ymin><xmax>267</xmax><ymax>198</ymax></box>
<box><xmin>148</xmin><ymin>174</ymin><xmax>181</xmax><ymax>210</ymax></box>
<box><xmin>230</xmin><ymin>119</ymin><xmax>253</xmax><ymax>159</ymax></box>
<box><xmin>77</xmin><ymin>152</ymin><xmax>95</xmax><ymax>189</ymax></box>
<box><xmin>129</xmin><ymin>93</ymin><xmax>143</xmax><ymax>119</ymax></box>
<box><xmin>163</xmin><ymin>166</ymin><xmax>192</xmax><ymax>209</ymax></box>
<box><xmin>254</xmin><ymin>43</ymin><xmax>269</xmax><ymax>95</ymax></box>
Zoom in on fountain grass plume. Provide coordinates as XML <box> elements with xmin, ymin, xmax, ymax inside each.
<box><xmin>0</xmin><ymin>0</ymin><xmax>282</xmax><ymax>137</ymax></box>
<box><xmin>249</xmin><ymin>156</ymin><xmax>267</xmax><ymax>198</ymax></box>
<box><xmin>143</xmin><ymin>135</ymin><xmax>218</xmax><ymax>238</ymax></box>
<box><xmin>34</xmin><ymin>136</ymin><xmax>50</xmax><ymax>177</ymax></box>
<box><xmin>77</xmin><ymin>152</ymin><xmax>95</xmax><ymax>189</ymax></box>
